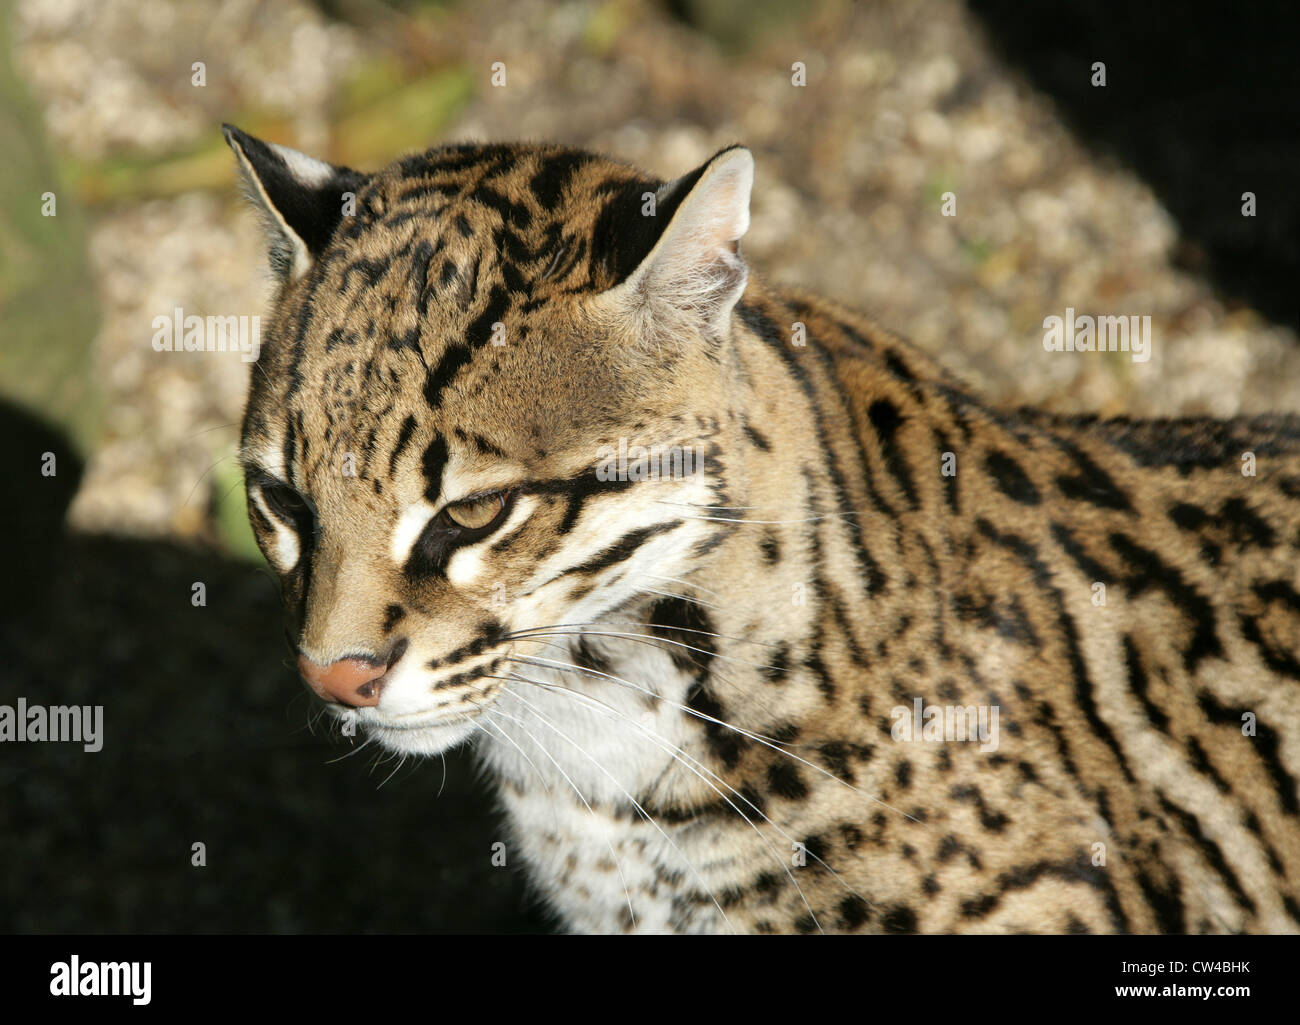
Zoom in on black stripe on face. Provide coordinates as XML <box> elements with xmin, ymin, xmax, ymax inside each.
<box><xmin>424</xmin><ymin>344</ymin><xmax>474</xmax><ymax>409</ymax></box>
<box><xmin>518</xmin><ymin>471</ymin><xmax>635</xmax><ymax>535</ymax></box>
<box><xmin>421</xmin><ymin>286</ymin><xmax>511</xmax><ymax>411</ymax></box>
<box><xmin>282</xmin><ymin>418</ymin><xmax>297</xmax><ymax>486</ymax></box>
<box><xmin>421</xmin><ymin>435</ymin><xmax>449</xmax><ymax>502</ymax></box>
<box><xmin>559</xmin><ymin>520</ymin><xmax>683</xmax><ymax>578</ymax></box>
<box><xmin>426</xmin><ymin>619</ymin><xmax>508</xmax><ymax>671</ymax></box>
<box><xmin>389</xmin><ymin>415</ymin><xmax>418</xmax><ymax>475</ymax></box>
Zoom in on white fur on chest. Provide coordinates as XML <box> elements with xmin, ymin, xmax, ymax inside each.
<box><xmin>475</xmin><ymin>635</ymin><xmax>737</xmax><ymax>933</ymax></box>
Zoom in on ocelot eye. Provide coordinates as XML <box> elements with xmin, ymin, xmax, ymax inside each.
<box><xmin>259</xmin><ymin>476</ymin><xmax>311</xmax><ymax>526</ymax></box>
<box><xmin>407</xmin><ymin>490</ymin><xmax>515</xmax><ymax>577</ymax></box>
<box><xmin>442</xmin><ymin>492</ymin><xmax>510</xmax><ymax>531</ymax></box>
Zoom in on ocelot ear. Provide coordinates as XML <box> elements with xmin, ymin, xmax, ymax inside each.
<box><xmin>595</xmin><ymin>145</ymin><xmax>753</xmax><ymax>344</ymax></box>
<box><xmin>222</xmin><ymin>124</ymin><xmax>369</xmax><ymax>282</ymax></box>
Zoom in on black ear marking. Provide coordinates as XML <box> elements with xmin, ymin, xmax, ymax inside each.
<box><xmin>222</xmin><ymin>123</ymin><xmax>370</xmax><ymax>279</ymax></box>
<box><xmin>591</xmin><ymin>145</ymin><xmax>753</xmax><ymax>341</ymax></box>
<box><xmin>589</xmin><ymin>146</ymin><xmax>747</xmax><ymax>289</ymax></box>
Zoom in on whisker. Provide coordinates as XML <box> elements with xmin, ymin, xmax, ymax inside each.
<box><xmin>492</xmin><ymin>685</ymin><xmax>737</xmax><ymax>934</ymax></box>
<box><xmin>182</xmin><ymin>453</ymin><xmax>234</xmax><ymax>508</ymax></box>
<box><xmin>506</xmin><ymin>626</ymin><xmax>783</xmax><ymax>673</ymax></box>
<box><xmin>635</xmin><ymin>585</ymin><xmax>719</xmax><ymax>610</ymax></box>
<box><xmin>509</xmin><ymin>652</ymin><xmax>922</xmax><ymax>825</ymax></box>
<box><xmin>498</xmin><ymin>669</ymin><xmax>838</xmax><ymax>930</ymax></box>
<box><xmin>642</xmin><ymin>573</ymin><xmax>726</xmax><ymax>601</ymax></box>
<box><xmin>478</xmin><ymin>707</ymin><xmax>639</xmax><ymax>931</ymax></box>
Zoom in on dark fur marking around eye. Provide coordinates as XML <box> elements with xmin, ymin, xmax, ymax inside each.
<box><xmin>249</xmin><ymin>500</ymin><xmax>273</xmax><ymax>536</ymax></box>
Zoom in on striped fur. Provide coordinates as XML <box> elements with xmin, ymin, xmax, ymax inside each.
<box><xmin>226</xmin><ymin>129</ymin><xmax>1300</xmax><ymax>933</ymax></box>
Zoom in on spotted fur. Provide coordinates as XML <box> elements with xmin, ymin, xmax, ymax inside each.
<box><xmin>225</xmin><ymin>125</ymin><xmax>1300</xmax><ymax>933</ymax></box>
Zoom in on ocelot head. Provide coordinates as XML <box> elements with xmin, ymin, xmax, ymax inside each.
<box><xmin>224</xmin><ymin>127</ymin><xmax>755</xmax><ymax>754</ymax></box>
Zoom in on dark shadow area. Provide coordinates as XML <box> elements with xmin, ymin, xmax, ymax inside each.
<box><xmin>967</xmin><ymin>0</ymin><xmax>1299</xmax><ymax>330</ymax></box>
<box><xmin>0</xmin><ymin>400</ymin><xmax>549</xmax><ymax>932</ymax></box>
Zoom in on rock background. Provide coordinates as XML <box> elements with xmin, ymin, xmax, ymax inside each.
<box><xmin>1</xmin><ymin>0</ymin><xmax>1295</xmax><ymax>932</ymax></box>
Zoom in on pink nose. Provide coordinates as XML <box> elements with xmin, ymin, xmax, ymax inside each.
<box><xmin>297</xmin><ymin>655</ymin><xmax>386</xmax><ymax>707</ymax></box>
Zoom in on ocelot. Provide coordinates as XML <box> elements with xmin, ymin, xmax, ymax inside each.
<box><xmin>224</xmin><ymin>125</ymin><xmax>1300</xmax><ymax>933</ymax></box>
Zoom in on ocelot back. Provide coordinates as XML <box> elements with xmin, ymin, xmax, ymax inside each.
<box><xmin>223</xmin><ymin>125</ymin><xmax>1300</xmax><ymax>934</ymax></box>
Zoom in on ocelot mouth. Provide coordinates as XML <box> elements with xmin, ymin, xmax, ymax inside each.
<box><xmin>358</xmin><ymin>715</ymin><xmax>482</xmax><ymax>757</ymax></box>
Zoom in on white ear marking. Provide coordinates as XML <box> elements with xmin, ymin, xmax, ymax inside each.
<box><xmin>269</xmin><ymin>142</ymin><xmax>336</xmax><ymax>187</ymax></box>
<box><xmin>597</xmin><ymin>147</ymin><xmax>755</xmax><ymax>343</ymax></box>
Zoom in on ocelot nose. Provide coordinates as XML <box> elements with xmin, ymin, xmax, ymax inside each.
<box><xmin>297</xmin><ymin>654</ymin><xmax>387</xmax><ymax>708</ymax></box>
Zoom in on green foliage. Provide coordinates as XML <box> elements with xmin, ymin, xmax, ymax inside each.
<box><xmin>212</xmin><ymin>452</ymin><xmax>265</xmax><ymax>563</ymax></box>
<box><xmin>0</xmin><ymin>8</ymin><xmax>99</xmax><ymax>451</ymax></box>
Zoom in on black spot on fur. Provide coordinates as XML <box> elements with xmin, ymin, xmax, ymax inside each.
<box><xmin>881</xmin><ymin>905</ymin><xmax>917</xmax><ymax>933</ymax></box>
<box><xmin>766</xmin><ymin>762</ymin><xmax>808</xmax><ymax>800</ymax></box>
<box><xmin>838</xmin><ymin>895</ymin><xmax>872</xmax><ymax>930</ymax></box>
<box><xmin>985</xmin><ymin>450</ymin><xmax>1041</xmax><ymax>505</ymax></box>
